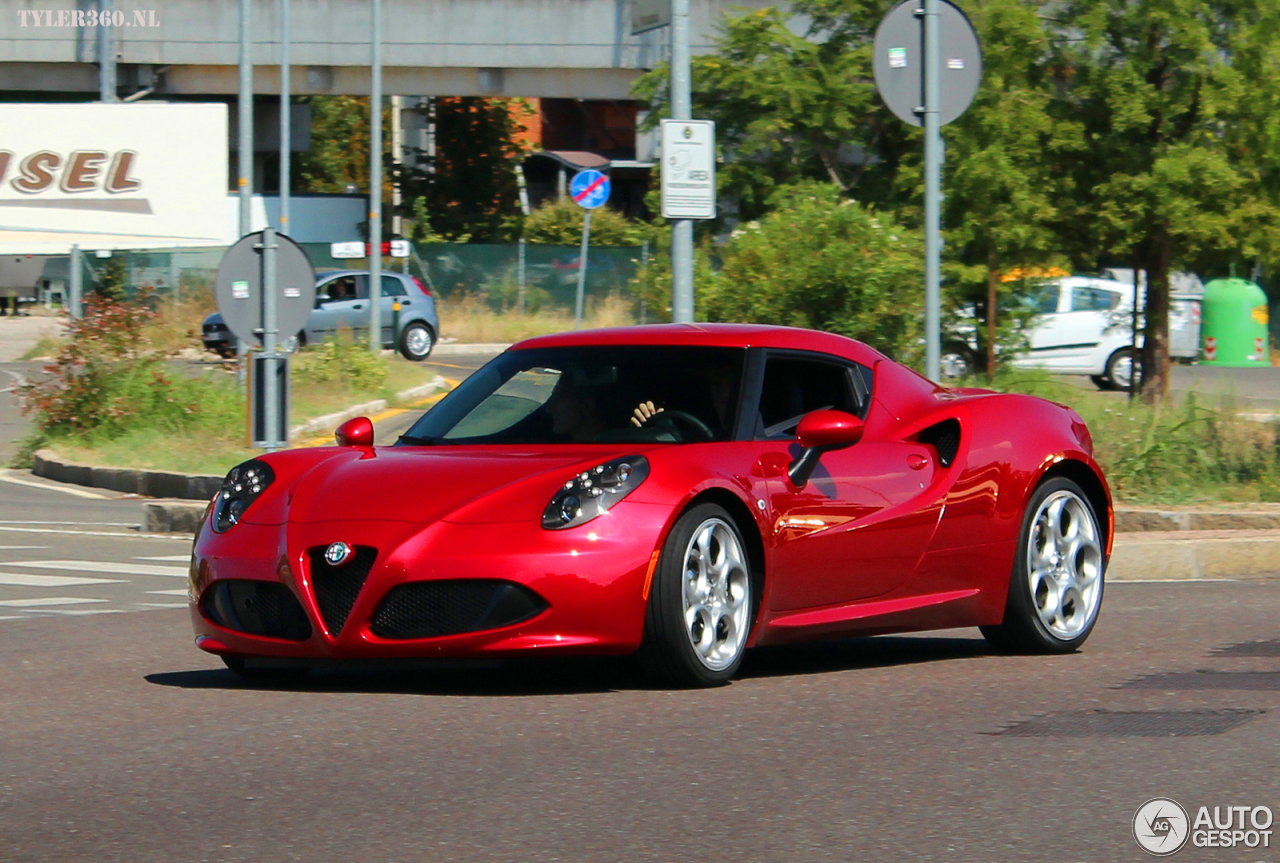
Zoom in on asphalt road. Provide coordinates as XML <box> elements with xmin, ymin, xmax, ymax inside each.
<box><xmin>2</xmin><ymin>350</ymin><xmax>1280</xmax><ymax>862</ymax></box>
<box><xmin>0</xmin><ymin>475</ymin><xmax>1279</xmax><ymax>862</ymax></box>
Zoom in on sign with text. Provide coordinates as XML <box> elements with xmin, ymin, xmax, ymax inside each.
<box><xmin>0</xmin><ymin>103</ymin><xmax>227</xmax><ymax>254</ymax></box>
<box><xmin>660</xmin><ymin>120</ymin><xmax>716</xmax><ymax>220</ymax></box>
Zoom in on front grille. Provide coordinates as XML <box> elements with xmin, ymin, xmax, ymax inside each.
<box><xmin>307</xmin><ymin>545</ymin><xmax>377</xmax><ymax>635</ymax></box>
<box><xmin>201</xmin><ymin>579</ymin><xmax>312</xmax><ymax>641</ymax></box>
<box><xmin>370</xmin><ymin>580</ymin><xmax>547</xmax><ymax>640</ymax></box>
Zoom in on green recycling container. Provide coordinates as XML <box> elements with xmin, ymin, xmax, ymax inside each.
<box><xmin>1200</xmin><ymin>278</ymin><xmax>1271</xmax><ymax>366</ymax></box>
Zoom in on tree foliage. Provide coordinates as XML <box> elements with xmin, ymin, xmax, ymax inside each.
<box><xmin>523</xmin><ymin>198</ymin><xmax>655</xmax><ymax>246</ymax></box>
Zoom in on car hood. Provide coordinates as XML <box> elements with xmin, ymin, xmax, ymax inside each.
<box><xmin>276</xmin><ymin>445</ymin><xmax>647</xmax><ymax>526</ymax></box>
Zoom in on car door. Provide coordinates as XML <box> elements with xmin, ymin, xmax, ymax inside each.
<box><xmin>1018</xmin><ymin>279</ymin><xmax>1074</xmax><ymax>369</ymax></box>
<box><xmin>754</xmin><ymin>353</ymin><xmax>940</xmax><ymax>610</ymax></box>
<box><xmin>309</xmin><ymin>274</ymin><xmax>363</xmax><ymax>341</ymax></box>
<box><xmin>376</xmin><ymin>274</ymin><xmax>407</xmax><ymax>346</ymax></box>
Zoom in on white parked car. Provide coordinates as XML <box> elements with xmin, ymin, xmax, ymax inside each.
<box><xmin>946</xmin><ymin>274</ymin><xmax>1203</xmax><ymax>390</ymax></box>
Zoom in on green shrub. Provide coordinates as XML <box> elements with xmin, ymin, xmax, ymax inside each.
<box><xmin>701</xmin><ymin>183</ymin><xmax>926</xmax><ymax>363</ymax></box>
<box><xmin>20</xmin><ymin>295</ymin><xmax>241</xmax><ymax>442</ymax></box>
<box><xmin>295</xmin><ymin>333</ymin><xmax>390</xmax><ymax>392</ymax></box>
<box><xmin>524</xmin><ymin>198</ymin><xmax>653</xmax><ymax>246</ymax></box>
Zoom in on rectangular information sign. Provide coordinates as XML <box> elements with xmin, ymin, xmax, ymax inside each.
<box><xmin>660</xmin><ymin>119</ymin><xmax>716</xmax><ymax>220</ymax></box>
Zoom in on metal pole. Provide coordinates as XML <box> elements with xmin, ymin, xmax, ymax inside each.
<box><xmin>516</xmin><ymin>162</ymin><xmax>531</xmax><ymax>315</ymax></box>
<box><xmin>391</xmin><ymin>95</ymin><xmax>403</xmax><ymax>237</ymax></box>
<box><xmin>98</xmin><ymin>0</ymin><xmax>116</xmax><ymax>102</ymax></box>
<box><xmin>1130</xmin><ymin>265</ymin><xmax>1141</xmax><ymax>402</ymax></box>
<box><xmin>922</xmin><ymin>0</ymin><xmax>942</xmax><ymax>381</ymax></box>
<box><xmin>640</xmin><ymin>239</ymin><xmax>650</xmax><ymax>324</ymax></box>
<box><xmin>237</xmin><ymin>0</ymin><xmax>254</xmax><ymax>385</ymax></box>
<box><xmin>261</xmin><ymin>227</ymin><xmax>280</xmax><ymax>450</ymax></box>
<box><xmin>68</xmin><ymin>245</ymin><xmax>82</xmax><ymax>320</ymax></box>
<box><xmin>368</xmin><ymin>0</ymin><xmax>383</xmax><ymax>353</ymax></box>
<box><xmin>575</xmin><ymin>211</ymin><xmax>592</xmax><ymax>329</ymax></box>
<box><xmin>279</xmin><ymin>0</ymin><xmax>291</xmax><ymax>234</ymax></box>
<box><xmin>670</xmin><ymin>0</ymin><xmax>694</xmax><ymax>323</ymax></box>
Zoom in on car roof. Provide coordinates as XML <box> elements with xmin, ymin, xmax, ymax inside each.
<box><xmin>316</xmin><ymin>269</ymin><xmax>404</xmax><ymax>279</ymax></box>
<box><xmin>513</xmin><ymin>323</ymin><xmax>888</xmax><ymax>365</ymax></box>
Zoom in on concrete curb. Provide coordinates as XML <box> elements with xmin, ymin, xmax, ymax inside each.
<box><xmin>432</xmin><ymin>342</ymin><xmax>510</xmax><ymax>355</ymax></box>
<box><xmin>142</xmin><ymin>500</ymin><xmax>208</xmax><ymax>535</ymax></box>
<box><xmin>1108</xmin><ymin>530</ymin><xmax>1280</xmax><ymax>581</ymax></box>
<box><xmin>32</xmin><ymin>449</ymin><xmax>222</xmax><ymax>501</ymax></box>
<box><xmin>1115</xmin><ymin>508</ymin><xmax>1280</xmax><ymax>532</ymax></box>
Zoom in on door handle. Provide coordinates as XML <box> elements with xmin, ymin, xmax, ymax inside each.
<box><xmin>907</xmin><ymin>454</ymin><xmax>929</xmax><ymax>470</ymax></box>
<box><xmin>353</xmin><ymin>304</ymin><xmax>364</xmax><ymax>310</ymax></box>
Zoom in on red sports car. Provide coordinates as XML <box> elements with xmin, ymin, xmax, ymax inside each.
<box><xmin>190</xmin><ymin>324</ymin><xmax>1111</xmax><ymax>687</ymax></box>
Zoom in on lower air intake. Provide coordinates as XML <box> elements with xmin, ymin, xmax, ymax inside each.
<box><xmin>308</xmin><ymin>545</ymin><xmax>377</xmax><ymax>635</ymax></box>
<box><xmin>370</xmin><ymin>580</ymin><xmax>547</xmax><ymax>640</ymax></box>
<box><xmin>201</xmin><ymin>580</ymin><xmax>312</xmax><ymax>641</ymax></box>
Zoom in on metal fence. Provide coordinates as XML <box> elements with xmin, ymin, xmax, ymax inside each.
<box><xmin>43</xmin><ymin>242</ymin><xmax>649</xmax><ymax>318</ymax></box>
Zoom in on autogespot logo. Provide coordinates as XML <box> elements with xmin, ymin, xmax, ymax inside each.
<box><xmin>1134</xmin><ymin>798</ymin><xmax>1190</xmax><ymax>856</ymax></box>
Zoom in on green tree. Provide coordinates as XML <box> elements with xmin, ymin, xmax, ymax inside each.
<box><xmin>1054</xmin><ymin>0</ymin><xmax>1280</xmax><ymax>400</ymax></box>
<box><xmin>702</xmin><ymin>183</ymin><xmax>925</xmax><ymax>361</ymax></box>
<box><xmin>296</xmin><ymin>96</ymin><xmax>380</xmax><ymax>195</ymax></box>
<box><xmin>398</xmin><ymin>97</ymin><xmax>531</xmax><ymax>243</ymax></box>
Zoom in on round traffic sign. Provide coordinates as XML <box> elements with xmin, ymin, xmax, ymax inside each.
<box><xmin>570</xmin><ymin>170</ymin><xmax>611</xmax><ymax>210</ymax></box>
<box><xmin>215</xmin><ymin>231</ymin><xmax>316</xmax><ymax>348</ymax></box>
<box><xmin>873</xmin><ymin>0</ymin><xmax>983</xmax><ymax>128</ymax></box>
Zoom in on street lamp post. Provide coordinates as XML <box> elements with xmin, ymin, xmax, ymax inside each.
<box><xmin>669</xmin><ymin>0</ymin><xmax>694</xmax><ymax>324</ymax></box>
<box><xmin>369</xmin><ymin>0</ymin><xmax>383</xmax><ymax>354</ymax></box>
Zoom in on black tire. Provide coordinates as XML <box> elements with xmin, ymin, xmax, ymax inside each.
<box><xmin>222</xmin><ymin>655</ymin><xmax>310</xmax><ymax>683</ymax></box>
<box><xmin>1089</xmin><ymin>374</ymin><xmax>1114</xmax><ymax>391</ymax></box>
<box><xmin>981</xmin><ymin>477</ymin><xmax>1106</xmax><ymax>654</ymax></box>
<box><xmin>398</xmin><ymin>321</ymin><xmax>435</xmax><ymax>361</ymax></box>
<box><xmin>638</xmin><ymin>503</ymin><xmax>755</xmax><ymax>688</ymax></box>
<box><xmin>1103</xmin><ymin>348</ymin><xmax>1140</xmax><ymax>391</ymax></box>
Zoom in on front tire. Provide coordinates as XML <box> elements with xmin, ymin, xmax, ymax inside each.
<box><xmin>981</xmin><ymin>477</ymin><xmax>1105</xmax><ymax>654</ymax></box>
<box><xmin>638</xmin><ymin>503</ymin><xmax>755</xmax><ymax>687</ymax></box>
<box><xmin>1103</xmin><ymin>347</ymin><xmax>1140</xmax><ymax>390</ymax></box>
<box><xmin>399</xmin><ymin>321</ymin><xmax>434</xmax><ymax>361</ymax></box>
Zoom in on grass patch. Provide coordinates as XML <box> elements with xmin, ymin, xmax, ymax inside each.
<box><xmin>438</xmin><ymin>293</ymin><xmax>635</xmax><ymax>343</ymax></box>
<box><xmin>957</xmin><ymin>368</ymin><xmax>1280</xmax><ymax>504</ymax></box>
<box><xmin>19</xmin><ymin>335</ymin><xmax>66</xmax><ymax>361</ymax></box>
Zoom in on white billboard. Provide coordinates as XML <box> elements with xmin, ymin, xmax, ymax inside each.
<box><xmin>660</xmin><ymin>119</ymin><xmax>717</xmax><ymax>220</ymax></box>
<box><xmin>0</xmin><ymin>103</ymin><xmax>228</xmax><ymax>254</ymax></box>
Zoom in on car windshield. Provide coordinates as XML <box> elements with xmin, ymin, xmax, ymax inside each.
<box><xmin>399</xmin><ymin>345</ymin><xmax>746</xmax><ymax>445</ymax></box>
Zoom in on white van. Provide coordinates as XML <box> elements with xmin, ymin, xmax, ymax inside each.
<box><xmin>947</xmin><ymin>274</ymin><xmax>1203</xmax><ymax>389</ymax></box>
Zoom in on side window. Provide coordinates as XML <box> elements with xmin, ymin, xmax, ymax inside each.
<box><xmin>1030</xmin><ymin>282</ymin><xmax>1061</xmax><ymax>315</ymax></box>
<box><xmin>755</xmin><ymin>357</ymin><xmax>859</xmax><ymax>439</ymax></box>
<box><xmin>1071</xmin><ymin>286</ymin><xmax>1121</xmax><ymax>312</ymax></box>
<box><xmin>354</xmin><ymin>275</ymin><xmax>371</xmax><ymax>300</ymax></box>
<box><xmin>320</xmin><ymin>276</ymin><xmax>357</xmax><ymax>303</ymax></box>
<box><xmin>382</xmin><ymin>275</ymin><xmax>407</xmax><ymax>297</ymax></box>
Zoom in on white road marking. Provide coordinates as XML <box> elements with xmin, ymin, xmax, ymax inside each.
<box><xmin>135</xmin><ymin>602</ymin><xmax>189</xmax><ymax>609</ymax></box>
<box><xmin>0</xmin><ymin>560</ymin><xmax>188</xmax><ymax>577</ymax></box>
<box><xmin>0</xmin><ymin>526</ymin><xmax>181</xmax><ymax>540</ymax></box>
<box><xmin>0</xmin><ymin>521</ymin><xmax>135</xmax><ymax>526</ymax></box>
<box><xmin>147</xmin><ymin>588</ymin><xmax>191</xmax><ymax>596</ymax></box>
<box><xmin>0</xmin><ymin>573</ymin><xmax>126</xmax><ymax>587</ymax></box>
<box><xmin>0</xmin><ymin>596</ymin><xmax>107</xmax><ymax>607</ymax></box>
<box><xmin>135</xmin><ymin>555</ymin><xmax>192</xmax><ymax>562</ymax></box>
<box><xmin>0</xmin><ymin>470</ymin><xmax>116</xmax><ymax>499</ymax></box>
<box><xmin>0</xmin><ymin>545</ymin><xmax>50</xmax><ymax>550</ymax></box>
<box><xmin>22</xmin><ymin>608</ymin><xmax>127</xmax><ymax>616</ymax></box>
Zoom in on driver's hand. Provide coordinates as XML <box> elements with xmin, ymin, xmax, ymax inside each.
<box><xmin>631</xmin><ymin>401</ymin><xmax>664</xmax><ymax>427</ymax></box>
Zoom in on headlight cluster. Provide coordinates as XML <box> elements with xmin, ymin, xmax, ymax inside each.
<box><xmin>212</xmin><ymin>459</ymin><xmax>275</xmax><ymax>533</ymax></box>
<box><xmin>542</xmin><ymin>455</ymin><xmax>649</xmax><ymax>530</ymax></box>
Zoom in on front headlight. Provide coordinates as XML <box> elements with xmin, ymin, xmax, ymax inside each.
<box><xmin>542</xmin><ymin>455</ymin><xmax>649</xmax><ymax>530</ymax></box>
<box><xmin>212</xmin><ymin>459</ymin><xmax>275</xmax><ymax>533</ymax></box>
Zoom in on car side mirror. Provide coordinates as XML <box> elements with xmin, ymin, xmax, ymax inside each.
<box><xmin>335</xmin><ymin>416</ymin><xmax>374</xmax><ymax>447</ymax></box>
<box><xmin>788</xmin><ymin>410</ymin><xmax>865</xmax><ymax>488</ymax></box>
<box><xmin>315</xmin><ymin>294</ymin><xmax>331</xmax><ymax>308</ymax></box>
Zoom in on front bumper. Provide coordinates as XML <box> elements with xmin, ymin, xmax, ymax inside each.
<box><xmin>189</xmin><ymin>503</ymin><xmax>667</xmax><ymax>660</ymax></box>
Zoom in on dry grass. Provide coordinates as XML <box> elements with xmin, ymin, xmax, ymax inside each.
<box><xmin>438</xmin><ymin>294</ymin><xmax>637</xmax><ymax>343</ymax></box>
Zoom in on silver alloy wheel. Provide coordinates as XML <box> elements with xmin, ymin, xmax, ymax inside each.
<box><xmin>1027</xmin><ymin>490</ymin><xmax>1104</xmax><ymax>640</ymax></box>
<box><xmin>681</xmin><ymin>517</ymin><xmax>751</xmax><ymax>670</ymax></box>
<box><xmin>404</xmin><ymin>324</ymin><xmax>432</xmax><ymax>357</ymax></box>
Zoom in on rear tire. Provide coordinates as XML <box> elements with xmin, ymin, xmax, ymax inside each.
<box><xmin>222</xmin><ymin>655</ymin><xmax>310</xmax><ymax>683</ymax></box>
<box><xmin>1089</xmin><ymin>374</ymin><xmax>1114</xmax><ymax>391</ymax></box>
<box><xmin>399</xmin><ymin>321</ymin><xmax>434</xmax><ymax>361</ymax></box>
<box><xmin>638</xmin><ymin>503</ymin><xmax>755</xmax><ymax>688</ymax></box>
<box><xmin>981</xmin><ymin>477</ymin><xmax>1105</xmax><ymax>654</ymax></box>
<box><xmin>1103</xmin><ymin>348</ymin><xmax>1140</xmax><ymax>391</ymax></box>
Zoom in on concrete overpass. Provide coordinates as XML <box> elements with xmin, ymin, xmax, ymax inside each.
<box><xmin>1</xmin><ymin>0</ymin><xmax>776</xmax><ymax>100</ymax></box>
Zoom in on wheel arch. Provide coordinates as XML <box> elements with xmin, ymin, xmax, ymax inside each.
<box><xmin>679</xmin><ymin>488</ymin><xmax>768</xmax><ymax>629</ymax></box>
<box><xmin>1036</xmin><ymin>459</ymin><xmax>1113</xmax><ymax>557</ymax></box>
